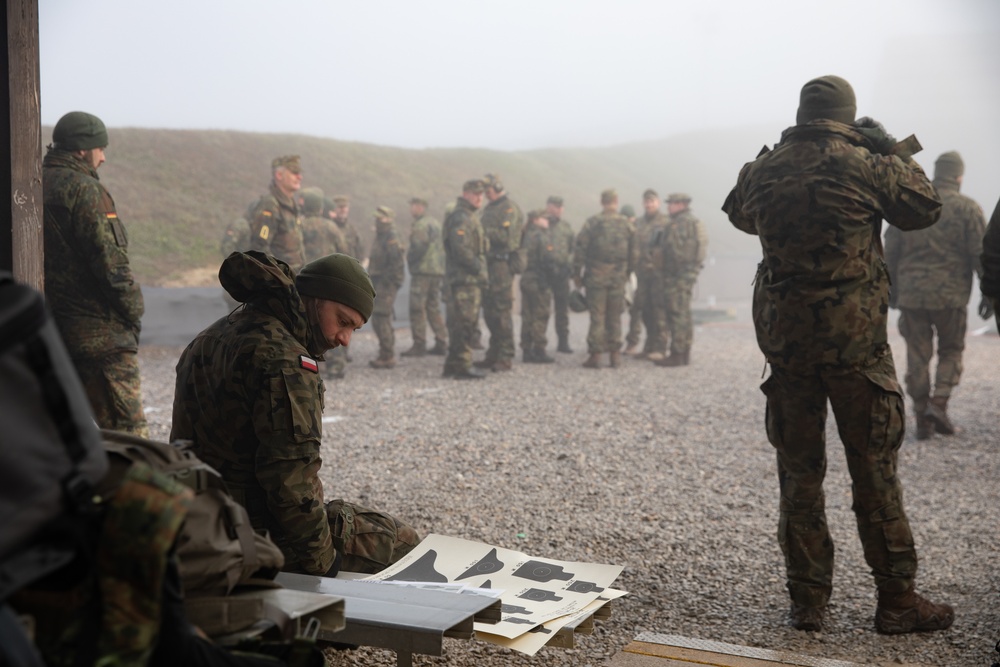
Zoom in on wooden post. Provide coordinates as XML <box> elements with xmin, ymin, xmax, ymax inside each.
<box><xmin>3</xmin><ymin>0</ymin><xmax>43</xmax><ymax>291</ymax></box>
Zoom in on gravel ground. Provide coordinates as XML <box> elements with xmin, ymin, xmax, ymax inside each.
<box><xmin>139</xmin><ymin>312</ymin><xmax>1000</xmax><ymax>667</ymax></box>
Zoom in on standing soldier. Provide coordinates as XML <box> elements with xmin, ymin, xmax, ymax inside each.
<box><xmin>248</xmin><ymin>155</ymin><xmax>306</xmax><ymax>272</ymax></box>
<box><xmin>884</xmin><ymin>151</ymin><xmax>987</xmax><ymax>438</ymax></box>
<box><xmin>299</xmin><ymin>186</ymin><xmax>346</xmax><ymax>263</ymax></box>
<box><xmin>443</xmin><ymin>180</ymin><xmax>489</xmax><ymax>379</ymax></box>
<box><xmin>402</xmin><ymin>197</ymin><xmax>448</xmax><ymax>357</ymax></box>
<box><xmin>723</xmin><ymin>74</ymin><xmax>952</xmax><ymax>634</ymax></box>
<box><xmin>573</xmin><ymin>189</ymin><xmax>637</xmax><ymax>369</ymax></box>
<box><xmin>475</xmin><ymin>174</ymin><xmax>524</xmax><ymax>372</ymax></box>
<box><xmin>519</xmin><ymin>210</ymin><xmax>556</xmax><ymax>363</ymax></box>
<box><xmin>624</xmin><ymin>189</ymin><xmax>669</xmax><ymax>359</ymax></box>
<box><xmin>544</xmin><ymin>196</ymin><xmax>576</xmax><ymax>353</ymax></box>
<box><xmin>42</xmin><ymin>111</ymin><xmax>148</xmax><ymax>436</ymax></box>
<box><xmin>367</xmin><ymin>206</ymin><xmax>406</xmax><ymax>369</ymax></box>
<box><xmin>655</xmin><ymin>193</ymin><xmax>709</xmax><ymax>367</ymax></box>
<box><xmin>325</xmin><ymin>194</ymin><xmax>362</xmax><ymax>379</ymax></box>
<box><xmin>981</xmin><ymin>198</ymin><xmax>1000</xmax><ymax>331</ymax></box>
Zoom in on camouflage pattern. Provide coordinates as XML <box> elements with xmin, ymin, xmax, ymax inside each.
<box><xmin>407</xmin><ymin>213</ymin><xmax>446</xmax><ymax>276</ymax></box>
<box><xmin>335</xmin><ymin>214</ymin><xmax>365</xmax><ymax>262</ymax></box>
<box><xmin>626</xmin><ymin>211</ymin><xmax>669</xmax><ymax>353</ymax></box>
<box><xmin>546</xmin><ymin>216</ymin><xmax>576</xmax><ymax>346</ymax></box>
<box><xmin>982</xmin><ymin>198</ymin><xmax>1000</xmax><ymax>330</ymax></box>
<box><xmin>573</xmin><ymin>210</ymin><xmax>638</xmax><ymax>353</ymax></box>
<box><xmin>723</xmin><ymin>117</ymin><xmax>943</xmax><ymax>607</ymax></box>
<box><xmin>220</xmin><ymin>216</ymin><xmax>250</xmax><ymax>257</ymax></box>
<box><xmin>407</xmin><ymin>213</ymin><xmax>448</xmax><ymax>349</ymax></box>
<box><xmin>248</xmin><ymin>182</ymin><xmax>306</xmax><ymax>272</ymax></box>
<box><xmin>480</xmin><ymin>194</ymin><xmax>524</xmax><ymax>363</ymax></box>
<box><xmin>368</xmin><ymin>221</ymin><xmax>406</xmax><ymax>360</ymax></box>
<box><xmin>171</xmin><ymin>251</ymin><xmax>418</xmax><ymax>575</ymax></box>
<box><xmin>660</xmin><ymin>207</ymin><xmax>708</xmax><ymax>356</ymax></box>
<box><xmin>42</xmin><ymin>147</ymin><xmax>148</xmax><ymax>437</ymax></box>
<box><xmin>884</xmin><ymin>177</ymin><xmax>985</xmax><ymax>402</ymax></box>
<box><xmin>519</xmin><ymin>219</ymin><xmax>556</xmax><ymax>351</ymax></box>
<box><xmin>327</xmin><ymin>499</ymin><xmax>421</xmax><ymax>574</ymax></box>
<box><xmin>302</xmin><ymin>215</ymin><xmax>346</xmax><ymax>263</ymax></box>
<box><xmin>443</xmin><ymin>197</ymin><xmax>487</xmax><ymax>372</ymax></box>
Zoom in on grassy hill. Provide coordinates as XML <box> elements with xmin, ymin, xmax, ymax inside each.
<box><xmin>43</xmin><ymin>125</ymin><xmax>779</xmax><ymax>286</ymax></box>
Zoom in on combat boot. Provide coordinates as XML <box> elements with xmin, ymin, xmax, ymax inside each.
<box><xmin>789</xmin><ymin>603</ymin><xmax>825</xmax><ymax>632</ymax></box>
<box><xmin>609</xmin><ymin>351</ymin><xmax>621</xmax><ymax>368</ymax></box>
<box><xmin>429</xmin><ymin>340</ymin><xmax>448</xmax><ymax>356</ymax></box>
<box><xmin>582</xmin><ymin>353</ymin><xmax>601</xmax><ymax>369</ymax></box>
<box><xmin>491</xmin><ymin>359</ymin><xmax>513</xmax><ymax>372</ymax></box>
<box><xmin>622</xmin><ymin>343</ymin><xmax>639</xmax><ymax>356</ymax></box>
<box><xmin>534</xmin><ymin>348</ymin><xmax>555</xmax><ymax>363</ymax></box>
<box><xmin>655</xmin><ymin>350</ymin><xmax>689</xmax><ymax>367</ymax></box>
<box><xmin>913</xmin><ymin>398</ymin><xmax>933</xmax><ymax>440</ymax></box>
<box><xmin>523</xmin><ymin>348</ymin><xmax>537</xmax><ymax>363</ymax></box>
<box><xmin>400</xmin><ymin>344</ymin><xmax>426</xmax><ymax>358</ymax></box>
<box><xmin>473</xmin><ymin>358</ymin><xmax>495</xmax><ymax>369</ymax></box>
<box><xmin>369</xmin><ymin>356</ymin><xmax>396</xmax><ymax>369</ymax></box>
<box><xmin>557</xmin><ymin>337</ymin><xmax>573</xmax><ymax>354</ymax></box>
<box><xmin>924</xmin><ymin>396</ymin><xmax>955</xmax><ymax>435</ymax></box>
<box><xmin>645</xmin><ymin>351</ymin><xmax>664</xmax><ymax>362</ymax></box>
<box><xmin>875</xmin><ymin>589</ymin><xmax>954</xmax><ymax>634</ymax></box>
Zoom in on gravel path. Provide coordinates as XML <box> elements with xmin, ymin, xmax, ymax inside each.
<box><xmin>139</xmin><ymin>313</ymin><xmax>1000</xmax><ymax>667</ymax></box>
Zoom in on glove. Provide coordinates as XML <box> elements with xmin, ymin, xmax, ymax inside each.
<box><xmin>853</xmin><ymin>116</ymin><xmax>897</xmax><ymax>155</ymax></box>
<box><xmin>979</xmin><ymin>295</ymin><xmax>995</xmax><ymax>320</ymax></box>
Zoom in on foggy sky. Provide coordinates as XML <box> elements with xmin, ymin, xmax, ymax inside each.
<box><xmin>39</xmin><ymin>0</ymin><xmax>999</xmax><ymax>151</ymax></box>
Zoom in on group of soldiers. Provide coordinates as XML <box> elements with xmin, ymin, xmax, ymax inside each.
<box><xmin>228</xmin><ymin>160</ymin><xmax>710</xmax><ymax>380</ymax></box>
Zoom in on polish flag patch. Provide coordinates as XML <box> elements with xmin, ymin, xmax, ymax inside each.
<box><xmin>299</xmin><ymin>355</ymin><xmax>319</xmax><ymax>373</ymax></box>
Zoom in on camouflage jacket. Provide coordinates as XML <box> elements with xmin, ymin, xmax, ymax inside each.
<box><xmin>301</xmin><ymin>215</ymin><xmax>346</xmax><ymax>263</ymax></box>
<box><xmin>443</xmin><ymin>197</ymin><xmax>488</xmax><ymax>287</ymax></box>
<box><xmin>220</xmin><ymin>217</ymin><xmax>251</xmax><ymax>258</ymax></box>
<box><xmin>520</xmin><ymin>219</ymin><xmax>557</xmax><ymax>280</ymax></box>
<box><xmin>407</xmin><ymin>214</ymin><xmax>445</xmax><ymax>276</ymax></box>
<box><xmin>481</xmin><ymin>194</ymin><xmax>525</xmax><ymax>273</ymax></box>
<box><xmin>335</xmin><ymin>216</ymin><xmax>365</xmax><ymax>262</ymax></box>
<box><xmin>170</xmin><ymin>252</ymin><xmax>336</xmax><ymax>576</ymax></box>
<box><xmin>661</xmin><ymin>209</ymin><xmax>709</xmax><ymax>278</ymax></box>
<box><xmin>548</xmin><ymin>217</ymin><xmax>576</xmax><ymax>274</ymax></box>
<box><xmin>982</xmin><ymin>198</ymin><xmax>1000</xmax><ymax>301</ymax></box>
<box><xmin>884</xmin><ymin>178</ymin><xmax>985</xmax><ymax>309</ymax></box>
<box><xmin>573</xmin><ymin>210</ymin><xmax>637</xmax><ymax>288</ymax></box>
<box><xmin>723</xmin><ymin>120</ymin><xmax>942</xmax><ymax>370</ymax></box>
<box><xmin>248</xmin><ymin>183</ymin><xmax>306</xmax><ymax>272</ymax></box>
<box><xmin>635</xmin><ymin>211</ymin><xmax>668</xmax><ymax>277</ymax></box>
<box><xmin>42</xmin><ymin>149</ymin><xmax>144</xmax><ymax>358</ymax></box>
<box><xmin>368</xmin><ymin>224</ymin><xmax>405</xmax><ymax>289</ymax></box>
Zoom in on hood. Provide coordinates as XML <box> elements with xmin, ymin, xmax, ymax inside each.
<box><xmin>780</xmin><ymin>119</ymin><xmax>870</xmax><ymax>149</ymax></box>
<box><xmin>219</xmin><ymin>251</ymin><xmax>321</xmax><ymax>354</ymax></box>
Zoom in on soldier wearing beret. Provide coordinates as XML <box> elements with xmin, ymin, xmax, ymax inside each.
<box><xmin>171</xmin><ymin>251</ymin><xmax>420</xmax><ymax>575</ymax></box>
<box><xmin>403</xmin><ymin>197</ymin><xmax>448</xmax><ymax>357</ymax></box>
<box><xmin>443</xmin><ymin>180</ymin><xmax>489</xmax><ymax>379</ymax></box>
<box><xmin>544</xmin><ymin>195</ymin><xmax>576</xmax><ymax>353</ymax></box>
<box><xmin>42</xmin><ymin>111</ymin><xmax>148</xmax><ymax>437</ymax></box>
<box><xmin>368</xmin><ymin>206</ymin><xmax>406</xmax><ymax>368</ymax></box>
<box><xmin>247</xmin><ymin>155</ymin><xmax>306</xmax><ymax>272</ymax></box>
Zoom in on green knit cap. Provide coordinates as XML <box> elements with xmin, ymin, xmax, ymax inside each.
<box><xmin>299</xmin><ymin>187</ymin><xmax>325</xmax><ymax>215</ymax></box>
<box><xmin>796</xmin><ymin>75</ymin><xmax>856</xmax><ymax>125</ymax></box>
<box><xmin>53</xmin><ymin>111</ymin><xmax>108</xmax><ymax>150</ymax></box>
<box><xmin>295</xmin><ymin>253</ymin><xmax>376</xmax><ymax>322</ymax></box>
<box><xmin>934</xmin><ymin>151</ymin><xmax>964</xmax><ymax>180</ymax></box>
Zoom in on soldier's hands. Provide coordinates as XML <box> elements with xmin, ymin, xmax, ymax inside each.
<box><xmin>979</xmin><ymin>295</ymin><xmax>995</xmax><ymax>320</ymax></box>
<box><xmin>854</xmin><ymin>117</ymin><xmax>897</xmax><ymax>155</ymax></box>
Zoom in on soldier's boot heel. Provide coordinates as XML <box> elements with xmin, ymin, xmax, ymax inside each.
<box><xmin>924</xmin><ymin>396</ymin><xmax>955</xmax><ymax>435</ymax></box>
<box><xmin>875</xmin><ymin>589</ymin><xmax>954</xmax><ymax>634</ymax></box>
<box><xmin>582</xmin><ymin>354</ymin><xmax>601</xmax><ymax>369</ymax></box>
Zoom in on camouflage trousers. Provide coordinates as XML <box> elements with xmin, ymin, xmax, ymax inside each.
<box><xmin>626</xmin><ymin>272</ymin><xmax>668</xmax><ymax>353</ymax></box>
<box><xmin>75</xmin><ymin>350</ymin><xmax>149</xmax><ymax>437</ymax></box>
<box><xmin>327</xmin><ymin>499</ymin><xmax>421</xmax><ymax>574</ymax></box>
<box><xmin>482</xmin><ymin>259</ymin><xmax>516</xmax><ymax>362</ymax></box>
<box><xmin>585</xmin><ymin>281</ymin><xmax>626</xmax><ymax>354</ymax></box>
<box><xmin>371</xmin><ymin>283</ymin><xmax>399</xmax><ymax>360</ymax></box>
<box><xmin>664</xmin><ymin>274</ymin><xmax>696</xmax><ymax>355</ymax></box>
<box><xmin>897</xmin><ymin>307</ymin><xmax>967</xmax><ymax>400</ymax></box>
<box><xmin>520</xmin><ymin>272</ymin><xmax>553</xmax><ymax>350</ymax></box>
<box><xmin>445</xmin><ymin>283</ymin><xmax>481</xmax><ymax>373</ymax></box>
<box><xmin>760</xmin><ymin>353</ymin><xmax>917</xmax><ymax>608</ymax></box>
<box><xmin>408</xmin><ymin>274</ymin><xmax>447</xmax><ymax>348</ymax></box>
<box><xmin>547</xmin><ymin>269</ymin><xmax>572</xmax><ymax>344</ymax></box>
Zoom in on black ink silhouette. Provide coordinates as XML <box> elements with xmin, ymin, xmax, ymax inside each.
<box><xmin>512</xmin><ymin>560</ymin><xmax>573</xmax><ymax>582</ymax></box>
<box><xmin>383</xmin><ymin>549</ymin><xmax>448</xmax><ymax>582</ymax></box>
<box><xmin>455</xmin><ymin>547</ymin><xmax>505</xmax><ymax>580</ymax></box>
<box><xmin>565</xmin><ymin>580</ymin><xmax>605</xmax><ymax>593</ymax></box>
<box><xmin>501</xmin><ymin>603</ymin><xmax>531</xmax><ymax>615</ymax></box>
<box><xmin>517</xmin><ymin>588</ymin><xmax>563</xmax><ymax>602</ymax></box>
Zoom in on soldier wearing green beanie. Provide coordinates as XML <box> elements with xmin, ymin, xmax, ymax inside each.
<box><xmin>43</xmin><ymin>111</ymin><xmax>148</xmax><ymax>437</ymax></box>
<box><xmin>172</xmin><ymin>251</ymin><xmax>419</xmax><ymax>578</ymax></box>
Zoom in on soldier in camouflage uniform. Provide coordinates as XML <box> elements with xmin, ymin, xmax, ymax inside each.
<box><xmin>573</xmin><ymin>189</ymin><xmax>638</xmax><ymax>369</ymax></box>
<box><xmin>247</xmin><ymin>155</ymin><xmax>306</xmax><ymax>272</ymax></box>
<box><xmin>474</xmin><ymin>174</ymin><xmax>524</xmax><ymax>372</ymax></box>
<box><xmin>654</xmin><ymin>193</ymin><xmax>709</xmax><ymax>367</ymax></box>
<box><xmin>981</xmin><ymin>197</ymin><xmax>1000</xmax><ymax>331</ymax></box>
<box><xmin>544</xmin><ymin>196</ymin><xmax>576</xmax><ymax>353</ymax></box>
<box><xmin>518</xmin><ymin>210</ymin><xmax>556</xmax><ymax>363</ymax></box>
<box><xmin>443</xmin><ymin>180</ymin><xmax>489</xmax><ymax>379</ymax></box>
<box><xmin>324</xmin><ymin>195</ymin><xmax>363</xmax><ymax>379</ymax></box>
<box><xmin>299</xmin><ymin>186</ymin><xmax>346</xmax><ymax>263</ymax></box>
<box><xmin>402</xmin><ymin>197</ymin><xmax>448</xmax><ymax>357</ymax></box>
<box><xmin>42</xmin><ymin>111</ymin><xmax>148</xmax><ymax>437</ymax></box>
<box><xmin>367</xmin><ymin>206</ymin><xmax>406</xmax><ymax>369</ymax></box>
<box><xmin>624</xmin><ymin>190</ymin><xmax>669</xmax><ymax>359</ymax></box>
<box><xmin>884</xmin><ymin>151</ymin><xmax>986</xmax><ymax>439</ymax></box>
<box><xmin>723</xmin><ymin>75</ymin><xmax>953</xmax><ymax>634</ymax></box>
<box><xmin>171</xmin><ymin>252</ymin><xmax>420</xmax><ymax>575</ymax></box>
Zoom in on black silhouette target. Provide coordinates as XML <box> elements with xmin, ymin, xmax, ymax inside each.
<box><xmin>455</xmin><ymin>547</ymin><xmax>505</xmax><ymax>580</ymax></box>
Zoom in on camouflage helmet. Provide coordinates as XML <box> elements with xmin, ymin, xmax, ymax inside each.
<box><xmin>568</xmin><ymin>288</ymin><xmax>588</xmax><ymax>313</ymax></box>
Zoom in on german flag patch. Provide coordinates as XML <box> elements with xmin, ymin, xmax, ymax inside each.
<box><xmin>299</xmin><ymin>355</ymin><xmax>318</xmax><ymax>373</ymax></box>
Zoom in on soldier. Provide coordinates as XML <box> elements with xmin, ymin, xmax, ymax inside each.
<box><xmin>443</xmin><ymin>180</ymin><xmax>489</xmax><ymax>379</ymax></box>
<box><xmin>654</xmin><ymin>193</ymin><xmax>709</xmax><ymax>367</ymax></box>
<box><xmin>367</xmin><ymin>206</ymin><xmax>406</xmax><ymax>369</ymax></box>
<box><xmin>519</xmin><ymin>210</ymin><xmax>556</xmax><ymax>363</ymax></box>
<box><xmin>247</xmin><ymin>155</ymin><xmax>306</xmax><ymax>272</ymax></box>
<box><xmin>620</xmin><ymin>204</ymin><xmax>636</xmax><ymax>222</ymax></box>
<box><xmin>884</xmin><ymin>151</ymin><xmax>987</xmax><ymax>439</ymax></box>
<box><xmin>325</xmin><ymin>194</ymin><xmax>362</xmax><ymax>379</ymax></box>
<box><xmin>171</xmin><ymin>252</ymin><xmax>420</xmax><ymax>575</ymax></box>
<box><xmin>402</xmin><ymin>197</ymin><xmax>448</xmax><ymax>357</ymax></box>
<box><xmin>299</xmin><ymin>186</ymin><xmax>346</xmax><ymax>263</ymax></box>
<box><xmin>42</xmin><ymin>111</ymin><xmax>148</xmax><ymax>437</ymax></box>
<box><xmin>624</xmin><ymin>189</ymin><xmax>669</xmax><ymax>360</ymax></box>
<box><xmin>723</xmin><ymin>74</ymin><xmax>953</xmax><ymax>634</ymax></box>
<box><xmin>544</xmin><ymin>196</ymin><xmax>576</xmax><ymax>353</ymax></box>
<box><xmin>981</xmin><ymin>197</ymin><xmax>1000</xmax><ymax>331</ymax></box>
<box><xmin>573</xmin><ymin>189</ymin><xmax>637</xmax><ymax>369</ymax></box>
<box><xmin>474</xmin><ymin>174</ymin><xmax>524</xmax><ymax>372</ymax></box>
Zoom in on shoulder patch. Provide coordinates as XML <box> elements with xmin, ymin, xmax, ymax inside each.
<box><xmin>299</xmin><ymin>355</ymin><xmax>318</xmax><ymax>373</ymax></box>
<box><xmin>106</xmin><ymin>212</ymin><xmax>118</xmax><ymax>219</ymax></box>
<box><xmin>456</xmin><ymin>229</ymin><xmax>465</xmax><ymax>235</ymax></box>
<box><xmin>259</xmin><ymin>225</ymin><xmax>270</xmax><ymax>240</ymax></box>
<box><xmin>262</xmin><ymin>210</ymin><xmax>272</xmax><ymax>217</ymax></box>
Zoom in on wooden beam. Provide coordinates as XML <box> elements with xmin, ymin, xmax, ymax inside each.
<box><xmin>3</xmin><ymin>0</ymin><xmax>43</xmax><ymax>290</ymax></box>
